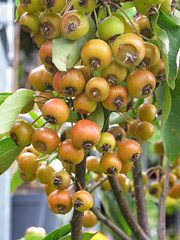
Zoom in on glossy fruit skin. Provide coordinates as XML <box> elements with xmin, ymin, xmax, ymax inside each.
<box><xmin>58</xmin><ymin>139</ymin><xmax>84</xmax><ymax>165</ymax></box>
<box><xmin>41</xmin><ymin>0</ymin><xmax>66</xmax><ymax>13</ymax></box>
<box><xmin>39</xmin><ymin>41</ymin><xmax>55</xmax><ymax>68</ymax></box>
<box><xmin>25</xmin><ymin>226</ymin><xmax>46</xmax><ymax>237</ymax></box>
<box><xmin>137</xmin><ymin>103</ymin><xmax>157</xmax><ymax>122</ymax></box>
<box><xmin>85</xmin><ymin>77</ymin><xmax>110</xmax><ymax>102</ymax></box>
<box><xmin>72</xmin><ymin>190</ymin><xmax>93</xmax><ymax>212</ymax></box>
<box><xmin>117</xmin><ymin>174</ymin><xmax>130</xmax><ymax>193</ymax></box>
<box><xmin>31</xmin><ymin>32</ymin><xmax>47</xmax><ymax>49</ymax></box>
<box><xmin>44</xmin><ymin>184</ymin><xmax>56</xmax><ymax>196</ymax></box>
<box><xmin>128</xmin><ymin>120</ymin><xmax>140</xmax><ymax>139</ymax></box>
<box><xmin>148</xmin><ymin>181</ymin><xmax>162</xmax><ymax>198</ymax></box>
<box><xmin>72</xmin><ymin>0</ymin><xmax>97</xmax><ymax>13</ymax></box>
<box><xmin>96</xmin><ymin>132</ymin><xmax>116</xmax><ymax>154</ymax></box>
<box><xmin>160</xmin><ymin>0</ymin><xmax>177</xmax><ymax>14</ymax></box>
<box><xmin>18</xmin><ymin>152</ymin><xmax>38</xmax><ymax>174</ymax></box>
<box><xmin>71</xmin><ymin>119</ymin><xmax>101</xmax><ymax>150</ymax></box>
<box><xmin>118</xmin><ymin>139</ymin><xmax>141</xmax><ymax>163</ymax></box>
<box><xmin>102</xmin><ymin>85</ymin><xmax>128</xmax><ymax>112</ymax></box>
<box><xmin>81</xmin><ymin>39</ymin><xmax>112</xmax><ymax>70</ymax></box>
<box><xmin>36</xmin><ymin>91</ymin><xmax>55</xmax><ymax>111</ymax></box>
<box><xmin>74</xmin><ymin>65</ymin><xmax>93</xmax><ymax>83</ymax></box>
<box><xmin>126</xmin><ymin>69</ymin><xmax>156</xmax><ymax>99</ymax></box>
<box><xmin>42</xmin><ymin>98</ymin><xmax>69</xmax><ymax>125</ymax></box>
<box><xmin>133</xmin><ymin>15</ymin><xmax>152</xmax><ymax>38</ymax></box>
<box><xmin>19</xmin><ymin>12</ymin><xmax>40</xmax><ymax>34</ymax></box>
<box><xmin>161</xmin><ymin>172</ymin><xmax>177</xmax><ymax>189</ymax></box>
<box><xmin>40</xmin><ymin>13</ymin><xmax>62</xmax><ymax>40</ymax></box>
<box><xmin>135</xmin><ymin>0</ymin><xmax>163</xmax><ymax>16</ymax></box>
<box><xmin>74</xmin><ymin>92</ymin><xmax>97</xmax><ymax>114</ymax></box>
<box><xmin>86</xmin><ymin>156</ymin><xmax>102</xmax><ymax>174</ymax></box>
<box><xmin>107</xmin><ymin>126</ymin><xmax>126</xmax><ymax>146</ymax></box>
<box><xmin>149</xmin><ymin>58</ymin><xmax>166</xmax><ymax>82</ymax></box>
<box><xmin>19</xmin><ymin>169</ymin><xmax>36</xmax><ymax>182</ymax></box>
<box><xmin>153</xmin><ymin>139</ymin><xmax>165</xmax><ymax>156</ymax></box>
<box><xmin>21</xmin><ymin>144</ymin><xmax>40</xmax><ymax>157</ymax></box>
<box><xmin>112</xmin><ymin>33</ymin><xmax>145</xmax><ymax>68</ymax></box>
<box><xmin>135</xmin><ymin>121</ymin><xmax>154</xmax><ymax>142</ymax></box>
<box><xmin>29</xmin><ymin>65</ymin><xmax>47</xmax><ymax>91</ymax></box>
<box><xmin>168</xmin><ymin>184</ymin><xmax>180</xmax><ymax>199</ymax></box>
<box><xmin>48</xmin><ymin>190</ymin><xmax>72</xmax><ymax>214</ymax></box>
<box><xmin>100</xmin><ymin>153</ymin><xmax>122</xmax><ymax>176</ymax></box>
<box><xmin>51</xmin><ymin>170</ymin><xmax>71</xmax><ymax>190</ymax></box>
<box><xmin>42</xmin><ymin>69</ymin><xmax>54</xmax><ymax>90</ymax></box>
<box><xmin>53</xmin><ymin>69</ymin><xmax>85</xmax><ymax>97</ymax></box>
<box><xmin>83</xmin><ymin>210</ymin><xmax>98</xmax><ymax>228</ymax></box>
<box><xmin>17</xmin><ymin>4</ymin><xmax>26</xmax><ymax>16</ymax></box>
<box><xmin>120</xmin><ymin>161</ymin><xmax>134</xmax><ymax>175</ymax></box>
<box><xmin>20</xmin><ymin>0</ymin><xmax>43</xmax><ymax>13</ymax></box>
<box><xmin>142</xmin><ymin>172</ymin><xmax>148</xmax><ymax>185</ymax></box>
<box><xmin>142</xmin><ymin>42</ymin><xmax>160</xmax><ymax>68</ymax></box>
<box><xmin>32</xmin><ymin>127</ymin><xmax>60</xmax><ymax>154</ymax></box>
<box><xmin>9</xmin><ymin>121</ymin><xmax>34</xmax><ymax>147</ymax></box>
<box><xmin>98</xmin><ymin>16</ymin><xmax>124</xmax><ymax>41</ymax></box>
<box><xmin>60</xmin><ymin>10</ymin><xmax>89</xmax><ymax>40</ymax></box>
<box><xmin>36</xmin><ymin>165</ymin><xmax>55</xmax><ymax>184</ymax></box>
<box><xmin>101</xmin><ymin>60</ymin><xmax>127</xmax><ymax>86</ymax></box>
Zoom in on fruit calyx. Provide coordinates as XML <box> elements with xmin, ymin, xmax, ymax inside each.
<box><xmin>89</xmin><ymin>57</ymin><xmax>100</xmax><ymax>70</ymax></box>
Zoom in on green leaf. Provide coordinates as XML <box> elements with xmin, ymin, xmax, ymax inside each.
<box><xmin>43</xmin><ymin>224</ymin><xmax>71</xmax><ymax>240</ymax></box>
<box><xmin>161</xmin><ymin>81</ymin><xmax>171</xmax><ymax>128</ymax></box>
<box><xmin>28</xmin><ymin>111</ymin><xmax>45</xmax><ymax>127</ymax></box>
<box><xmin>0</xmin><ymin>138</ymin><xmax>23</xmax><ymax>175</ymax></box>
<box><xmin>0</xmin><ymin>89</ymin><xmax>34</xmax><ymax>134</ymax></box>
<box><xmin>122</xmin><ymin>2</ymin><xmax>135</xmax><ymax>10</ymax></box>
<box><xmin>98</xmin><ymin>189</ymin><xmax>131</xmax><ymax>236</ymax></box>
<box><xmin>67</xmin><ymin>111</ymin><xmax>78</xmax><ymax>123</ymax></box>
<box><xmin>0</xmin><ymin>93</ymin><xmax>13</xmax><ymax>105</ymax></box>
<box><xmin>88</xmin><ymin>103</ymin><xmax>104</xmax><ymax>131</ymax></box>
<box><xmin>10</xmin><ymin>168</ymin><xmax>23</xmax><ymax>193</ymax></box>
<box><xmin>153</xmin><ymin>11</ymin><xmax>180</xmax><ymax>89</ymax></box>
<box><xmin>161</xmin><ymin>79</ymin><xmax>180</xmax><ymax>164</ymax></box>
<box><xmin>59</xmin><ymin>233</ymin><xmax>96</xmax><ymax>240</ymax></box>
<box><xmin>52</xmin><ymin>17</ymin><xmax>95</xmax><ymax>71</ymax></box>
<box><xmin>47</xmin><ymin>152</ymin><xmax>58</xmax><ymax>165</ymax></box>
<box><xmin>16</xmin><ymin>0</ymin><xmax>20</xmax><ymax>7</ymax></box>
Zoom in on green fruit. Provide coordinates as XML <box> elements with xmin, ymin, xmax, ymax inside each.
<box><xmin>97</xmin><ymin>16</ymin><xmax>124</xmax><ymax>41</ymax></box>
<box><xmin>160</xmin><ymin>0</ymin><xmax>178</xmax><ymax>14</ymax></box>
<box><xmin>20</xmin><ymin>0</ymin><xmax>43</xmax><ymax>13</ymax></box>
<box><xmin>19</xmin><ymin>12</ymin><xmax>40</xmax><ymax>34</ymax></box>
<box><xmin>73</xmin><ymin>0</ymin><xmax>97</xmax><ymax>13</ymax></box>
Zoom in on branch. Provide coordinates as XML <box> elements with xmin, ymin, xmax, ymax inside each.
<box><xmin>108</xmin><ymin>176</ymin><xmax>151</xmax><ymax>240</ymax></box>
<box><xmin>158</xmin><ymin>164</ymin><xmax>171</xmax><ymax>240</ymax></box>
<box><xmin>133</xmin><ymin>158</ymin><xmax>151</xmax><ymax>238</ymax></box>
<box><xmin>88</xmin><ymin>176</ymin><xmax>108</xmax><ymax>193</ymax></box>
<box><xmin>71</xmin><ymin>157</ymin><xmax>86</xmax><ymax>240</ymax></box>
<box><xmin>91</xmin><ymin>206</ymin><xmax>131</xmax><ymax>240</ymax></box>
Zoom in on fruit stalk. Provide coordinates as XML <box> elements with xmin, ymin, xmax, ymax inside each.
<box><xmin>91</xmin><ymin>206</ymin><xmax>131</xmax><ymax>240</ymax></box>
<box><xmin>158</xmin><ymin>164</ymin><xmax>171</xmax><ymax>240</ymax></box>
<box><xmin>132</xmin><ymin>157</ymin><xmax>151</xmax><ymax>238</ymax></box>
<box><xmin>108</xmin><ymin>176</ymin><xmax>151</xmax><ymax>240</ymax></box>
<box><xmin>88</xmin><ymin>176</ymin><xmax>108</xmax><ymax>193</ymax></box>
<box><xmin>70</xmin><ymin>157</ymin><xmax>86</xmax><ymax>240</ymax></box>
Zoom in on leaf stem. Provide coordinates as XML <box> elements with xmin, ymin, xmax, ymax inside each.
<box><xmin>88</xmin><ymin>176</ymin><xmax>108</xmax><ymax>193</ymax></box>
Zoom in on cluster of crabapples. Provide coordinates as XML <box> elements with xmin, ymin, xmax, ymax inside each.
<box><xmin>12</xmin><ymin>0</ymin><xmax>178</xmax><ymax>227</ymax></box>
